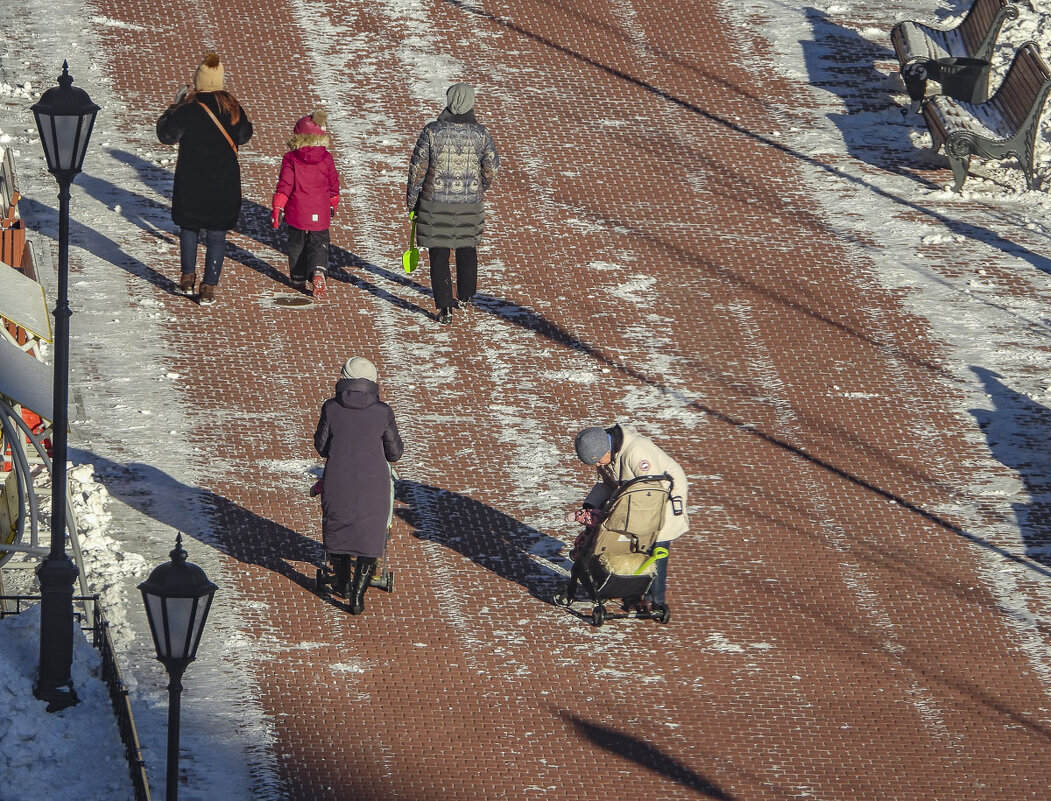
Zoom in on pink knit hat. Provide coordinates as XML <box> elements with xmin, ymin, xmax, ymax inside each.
<box><xmin>294</xmin><ymin>109</ymin><xmax>327</xmax><ymax>136</ymax></box>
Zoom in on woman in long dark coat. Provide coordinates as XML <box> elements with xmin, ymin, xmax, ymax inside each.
<box><xmin>156</xmin><ymin>53</ymin><xmax>253</xmax><ymax>306</ymax></box>
<box><xmin>313</xmin><ymin>356</ymin><xmax>403</xmax><ymax>614</ymax></box>
<box><xmin>406</xmin><ymin>82</ymin><xmax>499</xmax><ymax>325</ymax></box>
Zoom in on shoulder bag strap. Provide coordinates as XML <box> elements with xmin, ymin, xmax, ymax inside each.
<box><xmin>197</xmin><ymin>101</ymin><xmax>238</xmax><ymax>155</ymax></box>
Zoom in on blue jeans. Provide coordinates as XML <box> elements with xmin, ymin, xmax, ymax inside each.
<box><xmin>180</xmin><ymin>228</ymin><xmax>227</xmax><ymax>286</ymax></box>
<box><xmin>645</xmin><ymin>540</ymin><xmax>671</xmax><ymax>605</ymax></box>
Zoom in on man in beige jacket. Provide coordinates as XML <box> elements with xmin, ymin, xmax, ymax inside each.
<box><xmin>574</xmin><ymin>424</ymin><xmax>689</xmax><ymax>612</ymax></box>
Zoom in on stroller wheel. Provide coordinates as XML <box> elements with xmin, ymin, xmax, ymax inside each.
<box><xmin>553</xmin><ymin>592</ymin><xmax>570</xmax><ymax>608</ymax></box>
<box><xmin>592</xmin><ymin>605</ymin><xmax>606</xmax><ymax>627</ymax></box>
<box><xmin>385</xmin><ymin>571</ymin><xmax>394</xmax><ymax>594</ymax></box>
<box><xmin>315</xmin><ymin>568</ymin><xmax>329</xmax><ymax>595</ymax></box>
<box><xmin>655</xmin><ymin>604</ymin><xmax>671</xmax><ymax>625</ymax></box>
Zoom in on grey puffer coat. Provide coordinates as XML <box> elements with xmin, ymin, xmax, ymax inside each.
<box><xmin>314</xmin><ymin>378</ymin><xmax>404</xmax><ymax>557</ymax></box>
<box><xmin>406</xmin><ymin>109</ymin><xmax>499</xmax><ymax>248</ymax></box>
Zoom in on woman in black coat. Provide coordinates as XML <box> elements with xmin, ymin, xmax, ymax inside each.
<box><xmin>156</xmin><ymin>53</ymin><xmax>253</xmax><ymax>306</ymax></box>
<box><xmin>314</xmin><ymin>356</ymin><xmax>404</xmax><ymax>614</ymax></box>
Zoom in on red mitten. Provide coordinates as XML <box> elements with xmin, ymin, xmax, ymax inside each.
<box><xmin>272</xmin><ymin>192</ymin><xmax>289</xmax><ymax>229</ymax></box>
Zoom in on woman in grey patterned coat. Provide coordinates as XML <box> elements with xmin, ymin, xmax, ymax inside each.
<box><xmin>406</xmin><ymin>83</ymin><xmax>500</xmax><ymax>324</ymax></box>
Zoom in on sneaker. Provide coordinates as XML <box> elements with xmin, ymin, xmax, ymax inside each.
<box><xmin>312</xmin><ymin>270</ymin><xmax>327</xmax><ymax>299</ymax></box>
<box><xmin>437</xmin><ymin>307</ymin><xmax>453</xmax><ymax>324</ymax></box>
<box><xmin>177</xmin><ymin>273</ymin><xmax>196</xmax><ymax>295</ymax></box>
<box><xmin>199</xmin><ymin>283</ymin><xmax>217</xmax><ymax>306</ymax></box>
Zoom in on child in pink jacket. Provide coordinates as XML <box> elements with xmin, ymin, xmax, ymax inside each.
<box><xmin>272</xmin><ymin>110</ymin><xmax>340</xmax><ymax>298</ymax></box>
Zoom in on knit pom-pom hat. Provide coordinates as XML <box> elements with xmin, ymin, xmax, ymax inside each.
<box><xmin>294</xmin><ymin>110</ymin><xmax>328</xmax><ymax>136</ymax></box>
<box><xmin>194</xmin><ymin>52</ymin><xmax>224</xmax><ymax>92</ymax></box>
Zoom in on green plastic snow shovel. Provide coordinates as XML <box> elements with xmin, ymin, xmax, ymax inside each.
<box><xmin>634</xmin><ymin>546</ymin><xmax>669</xmax><ymax>575</ymax></box>
<box><xmin>402</xmin><ymin>211</ymin><xmax>419</xmax><ymax>274</ymax></box>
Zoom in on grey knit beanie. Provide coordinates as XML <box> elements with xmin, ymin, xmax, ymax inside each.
<box><xmin>446</xmin><ymin>82</ymin><xmax>475</xmax><ymax>115</ymax></box>
<box><xmin>341</xmin><ymin>356</ymin><xmax>378</xmax><ymax>383</ymax></box>
<box><xmin>574</xmin><ymin>427</ymin><xmax>611</xmax><ymax>465</ymax></box>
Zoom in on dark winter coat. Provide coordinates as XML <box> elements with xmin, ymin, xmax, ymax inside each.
<box><xmin>273</xmin><ymin>133</ymin><xmax>340</xmax><ymax>232</ymax></box>
<box><xmin>406</xmin><ymin>109</ymin><xmax>499</xmax><ymax>248</ymax></box>
<box><xmin>313</xmin><ymin>378</ymin><xmax>404</xmax><ymax>557</ymax></box>
<box><xmin>156</xmin><ymin>92</ymin><xmax>253</xmax><ymax>231</ymax></box>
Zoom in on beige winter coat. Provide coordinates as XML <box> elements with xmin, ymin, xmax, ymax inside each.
<box><xmin>583</xmin><ymin>425</ymin><xmax>689</xmax><ymax>542</ymax></box>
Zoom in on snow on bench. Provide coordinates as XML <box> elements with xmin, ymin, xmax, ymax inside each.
<box><xmin>922</xmin><ymin>42</ymin><xmax>1051</xmax><ymax>191</ymax></box>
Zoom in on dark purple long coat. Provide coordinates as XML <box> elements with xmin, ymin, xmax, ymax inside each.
<box><xmin>314</xmin><ymin>378</ymin><xmax>404</xmax><ymax>557</ymax></box>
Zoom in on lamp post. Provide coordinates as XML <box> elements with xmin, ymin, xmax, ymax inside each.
<box><xmin>30</xmin><ymin>61</ymin><xmax>99</xmax><ymax>712</ymax></box>
<box><xmin>139</xmin><ymin>534</ymin><xmax>218</xmax><ymax>801</ymax></box>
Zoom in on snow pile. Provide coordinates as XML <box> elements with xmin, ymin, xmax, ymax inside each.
<box><xmin>0</xmin><ymin>604</ymin><xmax>132</xmax><ymax>801</ymax></box>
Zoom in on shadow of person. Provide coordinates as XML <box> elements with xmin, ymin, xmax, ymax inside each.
<box><xmin>233</xmin><ymin>197</ymin><xmax>436</xmax><ymax>319</ymax></box>
<box><xmin>801</xmin><ymin>7</ymin><xmax>941</xmax><ymax>187</ymax></box>
<box><xmin>556</xmin><ymin>710</ymin><xmax>736</xmax><ymax>799</ymax></box>
<box><xmin>394</xmin><ymin>479</ymin><xmax>572</xmax><ymax>601</ymax></box>
<box><xmin>970</xmin><ymin>366</ymin><xmax>1051</xmax><ymax>566</ymax></box>
<box><xmin>19</xmin><ymin>195</ymin><xmax>181</xmax><ymax>295</ymax></box>
<box><xmin>75</xmin><ymin>450</ymin><xmax>346</xmax><ymax>604</ymax></box>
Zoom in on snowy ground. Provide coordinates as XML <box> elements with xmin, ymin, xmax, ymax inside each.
<box><xmin>2</xmin><ymin>1</ymin><xmax>1050</xmax><ymax>800</ymax></box>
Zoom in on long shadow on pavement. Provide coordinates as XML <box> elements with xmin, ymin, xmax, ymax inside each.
<box><xmin>970</xmin><ymin>366</ymin><xmax>1051</xmax><ymax>566</ymax></box>
<box><xmin>558</xmin><ymin>711</ymin><xmax>736</xmax><ymax>799</ymax></box>
<box><xmin>395</xmin><ymin>479</ymin><xmax>571</xmax><ymax>602</ymax></box>
<box><xmin>77</xmin><ymin>452</ymin><xmax>350</xmax><ymax>608</ymax></box>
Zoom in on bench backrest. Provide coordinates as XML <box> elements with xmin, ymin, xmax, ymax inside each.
<box><xmin>960</xmin><ymin>0</ymin><xmax>1018</xmax><ymax>60</ymax></box>
<box><xmin>990</xmin><ymin>42</ymin><xmax>1051</xmax><ymax>132</ymax></box>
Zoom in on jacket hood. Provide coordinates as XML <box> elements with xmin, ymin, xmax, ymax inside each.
<box><xmin>335</xmin><ymin>377</ymin><xmax>379</xmax><ymax>409</ymax></box>
<box><xmin>287</xmin><ymin>132</ymin><xmax>332</xmax><ymax>152</ymax></box>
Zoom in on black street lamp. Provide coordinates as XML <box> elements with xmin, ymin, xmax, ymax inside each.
<box><xmin>139</xmin><ymin>534</ymin><xmax>218</xmax><ymax>801</ymax></box>
<box><xmin>30</xmin><ymin>61</ymin><xmax>99</xmax><ymax>712</ymax></box>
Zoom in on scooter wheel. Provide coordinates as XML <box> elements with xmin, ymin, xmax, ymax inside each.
<box><xmin>592</xmin><ymin>605</ymin><xmax>606</xmax><ymax>627</ymax></box>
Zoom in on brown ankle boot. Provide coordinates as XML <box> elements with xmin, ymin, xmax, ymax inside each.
<box><xmin>199</xmin><ymin>283</ymin><xmax>217</xmax><ymax>306</ymax></box>
<box><xmin>177</xmin><ymin>273</ymin><xmax>196</xmax><ymax>295</ymax></box>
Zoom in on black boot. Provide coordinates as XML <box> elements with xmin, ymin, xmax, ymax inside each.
<box><xmin>331</xmin><ymin>554</ymin><xmax>351</xmax><ymax>598</ymax></box>
<box><xmin>349</xmin><ymin>557</ymin><xmax>377</xmax><ymax>615</ymax></box>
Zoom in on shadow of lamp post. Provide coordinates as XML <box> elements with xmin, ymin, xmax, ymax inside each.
<box><xmin>139</xmin><ymin>534</ymin><xmax>218</xmax><ymax>801</ymax></box>
<box><xmin>30</xmin><ymin>61</ymin><xmax>98</xmax><ymax>712</ymax></box>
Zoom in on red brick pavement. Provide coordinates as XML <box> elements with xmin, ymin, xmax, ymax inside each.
<box><xmin>84</xmin><ymin>1</ymin><xmax>1051</xmax><ymax>799</ymax></box>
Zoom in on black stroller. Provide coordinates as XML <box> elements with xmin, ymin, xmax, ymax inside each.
<box><xmin>554</xmin><ymin>474</ymin><xmax>674</xmax><ymax>626</ymax></box>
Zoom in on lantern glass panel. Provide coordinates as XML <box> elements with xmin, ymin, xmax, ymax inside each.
<box><xmin>164</xmin><ymin>597</ymin><xmax>196</xmax><ymax>660</ymax></box>
<box><xmin>187</xmin><ymin>594</ymin><xmax>214</xmax><ymax>660</ymax></box>
<box><xmin>144</xmin><ymin>593</ymin><xmax>168</xmax><ymax>658</ymax></box>
<box><xmin>51</xmin><ymin>115</ymin><xmax>83</xmax><ymax>171</ymax></box>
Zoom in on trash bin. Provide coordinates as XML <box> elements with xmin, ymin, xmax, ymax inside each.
<box><xmin>936</xmin><ymin>57</ymin><xmax>991</xmax><ymax>104</ymax></box>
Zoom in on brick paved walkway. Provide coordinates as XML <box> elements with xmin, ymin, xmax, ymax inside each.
<box><xmin>51</xmin><ymin>0</ymin><xmax>1051</xmax><ymax>798</ymax></box>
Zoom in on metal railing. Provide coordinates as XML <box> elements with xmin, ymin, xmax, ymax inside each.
<box><xmin>0</xmin><ymin>595</ymin><xmax>152</xmax><ymax>801</ymax></box>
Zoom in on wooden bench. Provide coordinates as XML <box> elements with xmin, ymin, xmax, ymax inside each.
<box><xmin>892</xmin><ymin>0</ymin><xmax>1018</xmax><ymax>102</ymax></box>
<box><xmin>922</xmin><ymin>42</ymin><xmax>1051</xmax><ymax>191</ymax></box>
<box><xmin>0</xmin><ymin>147</ymin><xmax>25</xmax><ymax>270</ymax></box>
